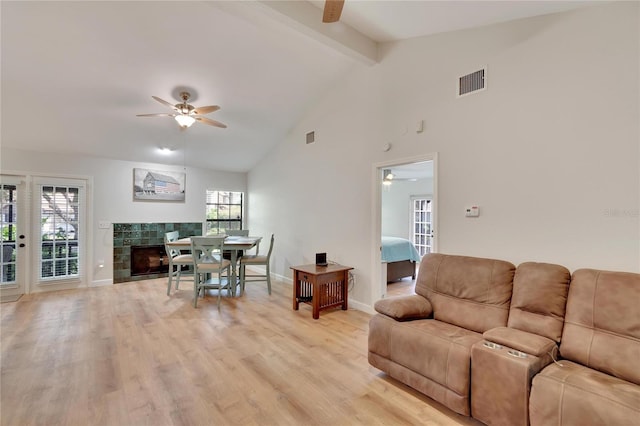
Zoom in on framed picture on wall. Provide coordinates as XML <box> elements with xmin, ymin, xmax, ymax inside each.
<box><xmin>133</xmin><ymin>168</ymin><xmax>186</xmax><ymax>202</ymax></box>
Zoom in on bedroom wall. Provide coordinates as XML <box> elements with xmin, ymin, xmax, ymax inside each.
<box><xmin>381</xmin><ymin>178</ymin><xmax>433</xmax><ymax>239</ymax></box>
<box><xmin>1</xmin><ymin>147</ymin><xmax>246</xmax><ymax>287</ymax></box>
<box><xmin>248</xmin><ymin>2</ymin><xmax>640</xmax><ymax>312</ymax></box>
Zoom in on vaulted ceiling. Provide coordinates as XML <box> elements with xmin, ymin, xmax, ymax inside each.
<box><xmin>1</xmin><ymin>1</ymin><xmax>595</xmax><ymax>172</ymax></box>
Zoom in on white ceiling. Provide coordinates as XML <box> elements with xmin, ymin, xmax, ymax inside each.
<box><xmin>1</xmin><ymin>1</ymin><xmax>597</xmax><ymax>173</ymax></box>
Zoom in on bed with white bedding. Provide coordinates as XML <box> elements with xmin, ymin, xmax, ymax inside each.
<box><xmin>381</xmin><ymin>236</ymin><xmax>421</xmax><ymax>282</ymax></box>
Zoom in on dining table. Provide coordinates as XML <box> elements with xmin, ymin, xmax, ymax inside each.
<box><xmin>166</xmin><ymin>235</ymin><xmax>262</xmax><ymax>296</ymax></box>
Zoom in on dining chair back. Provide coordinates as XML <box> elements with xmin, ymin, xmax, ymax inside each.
<box><xmin>191</xmin><ymin>236</ymin><xmax>232</xmax><ymax>309</ymax></box>
<box><xmin>223</xmin><ymin>229</ymin><xmax>250</xmax><ymax>259</ymax></box>
<box><xmin>164</xmin><ymin>231</ymin><xmax>194</xmax><ymax>296</ymax></box>
<box><xmin>239</xmin><ymin>234</ymin><xmax>274</xmax><ymax>295</ymax></box>
<box><xmin>226</xmin><ymin>230</ymin><xmax>249</xmax><ymax>237</ymax></box>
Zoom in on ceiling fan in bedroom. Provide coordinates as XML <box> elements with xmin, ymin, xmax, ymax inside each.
<box><xmin>136</xmin><ymin>91</ymin><xmax>227</xmax><ymax>129</ymax></box>
<box><xmin>382</xmin><ymin>169</ymin><xmax>419</xmax><ymax>186</ymax></box>
<box><xmin>322</xmin><ymin>0</ymin><xmax>345</xmax><ymax>23</ymax></box>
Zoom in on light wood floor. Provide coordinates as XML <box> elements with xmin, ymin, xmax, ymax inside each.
<box><xmin>1</xmin><ymin>275</ymin><xmax>480</xmax><ymax>426</ymax></box>
<box><xmin>386</xmin><ymin>279</ymin><xmax>416</xmax><ymax>297</ymax></box>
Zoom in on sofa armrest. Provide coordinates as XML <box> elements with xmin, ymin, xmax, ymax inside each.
<box><xmin>374</xmin><ymin>295</ymin><xmax>433</xmax><ymax>321</ymax></box>
<box><xmin>483</xmin><ymin>327</ymin><xmax>556</xmax><ymax>357</ymax></box>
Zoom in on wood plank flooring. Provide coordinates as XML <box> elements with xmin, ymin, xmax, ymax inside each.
<box><xmin>386</xmin><ymin>279</ymin><xmax>416</xmax><ymax>297</ymax></box>
<box><xmin>1</xmin><ymin>275</ymin><xmax>480</xmax><ymax>426</ymax></box>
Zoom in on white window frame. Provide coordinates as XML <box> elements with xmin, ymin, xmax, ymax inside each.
<box><xmin>33</xmin><ymin>176</ymin><xmax>87</xmax><ymax>288</ymax></box>
<box><xmin>205</xmin><ymin>190</ymin><xmax>244</xmax><ymax>235</ymax></box>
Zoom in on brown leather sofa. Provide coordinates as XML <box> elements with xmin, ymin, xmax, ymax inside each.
<box><xmin>470</xmin><ymin>261</ymin><xmax>571</xmax><ymax>426</ymax></box>
<box><xmin>529</xmin><ymin>269</ymin><xmax>640</xmax><ymax>425</ymax></box>
<box><xmin>368</xmin><ymin>253</ymin><xmax>640</xmax><ymax>426</ymax></box>
<box><xmin>369</xmin><ymin>253</ymin><xmax>516</xmax><ymax>416</ymax></box>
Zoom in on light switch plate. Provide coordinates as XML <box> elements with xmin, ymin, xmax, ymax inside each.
<box><xmin>98</xmin><ymin>221</ymin><xmax>111</xmax><ymax>229</ymax></box>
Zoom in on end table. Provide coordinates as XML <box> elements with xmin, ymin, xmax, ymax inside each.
<box><xmin>291</xmin><ymin>264</ymin><xmax>353</xmax><ymax>319</ymax></box>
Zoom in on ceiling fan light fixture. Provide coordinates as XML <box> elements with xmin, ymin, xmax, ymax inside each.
<box><xmin>139</xmin><ymin>91</ymin><xmax>226</xmax><ymax>129</ymax></box>
<box><xmin>175</xmin><ymin>114</ymin><xmax>195</xmax><ymax>128</ymax></box>
<box><xmin>382</xmin><ymin>169</ymin><xmax>394</xmax><ymax>185</ymax></box>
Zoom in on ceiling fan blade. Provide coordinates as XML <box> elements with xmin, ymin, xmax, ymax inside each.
<box><xmin>152</xmin><ymin>96</ymin><xmax>179</xmax><ymax>111</ymax></box>
<box><xmin>194</xmin><ymin>116</ymin><xmax>227</xmax><ymax>128</ymax></box>
<box><xmin>192</xmin><ymin>105</ymin><xmax>220</xmax><ymax>115</ymax></box>
<box><xmin>136</xmin><ymin>113</ymin><xmax>176</xmax><ymax>117</ymax></box>
<box><xmin>323</xmin><ymin>0</ymin><xmax>344</xmax><ymax>23</ymax></box>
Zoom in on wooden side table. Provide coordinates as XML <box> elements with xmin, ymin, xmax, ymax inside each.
<box><xmin>291</xmin><ymin>264</ymin><xmax>353</xmax><ymax>319</ymax></box>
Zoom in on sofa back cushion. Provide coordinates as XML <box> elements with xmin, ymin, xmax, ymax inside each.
<box><xmin>560</xmin><ymin>268</ymin><xmax>640</xmax><ymax>385</ymax></box>
<box><xmin>416</xmin><ymin>253</ymin><xmax>515</xmax><ymax>333</ymax></box>
<box><xmin>508</xmin><ymin>262</ymin><xmax>571</xmax><ymax>342</ymax></box>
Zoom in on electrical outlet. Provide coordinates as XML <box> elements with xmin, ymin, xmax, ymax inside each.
<box><xmin>98</xmin><ymin>221</ymin><xmax>111</xmax><ymax>229</ymax></box>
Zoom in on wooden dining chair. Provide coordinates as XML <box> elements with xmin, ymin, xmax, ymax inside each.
<box><xmin>164</xmin><ymin>231</ymin><xmax>194</xmax><ymax>296</ymax></box>
<box><xmin>191</xmin><ymin>236</ymin><xmax>232</xmax><ymax>309</ymax></box>
<box><xmin>239</xmin><ymin>234</ymin><xmax>274</xmax><ymax>295</ymax></box>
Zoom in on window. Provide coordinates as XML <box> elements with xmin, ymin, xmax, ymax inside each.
<box><xmin>40</xmin><ymin>184</ymin><xmax>81</xmax><ymax>280</ymax></box>
<box><xmin>205</xmin><ymin>190</ymin><xmax>243</xmax><ymax>235</ymax></box>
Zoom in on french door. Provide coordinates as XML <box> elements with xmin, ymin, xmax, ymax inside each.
<box><xmin>0</xmin><ymin>176</ymin><xmax>26</xmax><ymax>297</ymax></box>
<box><xmin>33</xmin><ymin>177</ymin><xmax>86</xmax><ymax>289</ymax></box>
<box><xmin>0</xmin><ymin>175</ymin><xmax>88</xmax><ymax>295</ymax></box>
<box><xmin>411</xmin><ymin>197</ymin><xmax>433</xmax><ymax>257</ymax></box>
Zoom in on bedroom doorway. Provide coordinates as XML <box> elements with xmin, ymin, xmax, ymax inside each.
<box><xmin>372</xmin><ymin>154</ymin><xmax>437</xmax><ymax>302</ymax></box>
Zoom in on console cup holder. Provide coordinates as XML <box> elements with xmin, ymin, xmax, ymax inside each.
<box><xmin>483</xmin><ymin>341</ymin><xmax>503</xmax><ymax>350</ymax></box>
<box><xmin>508</xmin><ymin>349</ymin><xmax>528</xmax><ymax>358</ymax></box>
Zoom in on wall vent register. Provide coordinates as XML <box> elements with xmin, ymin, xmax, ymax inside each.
<box><xmin>458</xmin><ymin>68</ymin><xmax>486</xmax><ymax>97</ymax></box>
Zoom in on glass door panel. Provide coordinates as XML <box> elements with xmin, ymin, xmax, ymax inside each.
<box><xmin>0</xmin><ymin>177</ymin><xmax>26</xmax><ymax>296</ymax></box>
<box><xmin>411</xmin><ymin>197</ymin><xmax>432</xmax><ymax>257</ymax></box>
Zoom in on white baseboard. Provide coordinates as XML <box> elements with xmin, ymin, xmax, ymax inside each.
<box><xmin>244</xmin><ymin>266</ymin><xmax>292</xmax><ymax>285</ymax></box>
<box><xmin>274</xmin><ymin>272</ymin><xmax>292</xmax><ymax>285</ymax></box>
<box><xmin>348</xmin><ymin>299</ymin><xmax>375</xmax><ymax>315</ymax></box>
<box><xmin>90</xmin><ymin>279</ymin><xmax>113</xmax><ymax>287</ymax></box>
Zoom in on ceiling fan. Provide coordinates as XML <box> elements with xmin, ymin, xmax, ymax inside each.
<box><xmin>323</xmin><ymin>0</ymin><xmax>345</xmax><ymax>23</ymax></box>
<box><xmin>382</xmin><ymin>169</ymin><xmax>420</xmax><ymax>186</ymax></box>
<box><xmin>137</xmin><ymin>91</ymin><xmax>227</xmax><ymax>129</ymax></box>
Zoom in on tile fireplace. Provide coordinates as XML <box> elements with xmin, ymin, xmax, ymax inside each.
<box><xmin>113</xmin><ymin>222</ymin><xmax>202</xmax><ymax>283</ymax></box>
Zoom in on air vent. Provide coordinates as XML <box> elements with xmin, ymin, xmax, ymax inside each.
<box><xmin>306</xmin><ymin>131</ymin><xmax>315</xmax><ymax>144</ymax></box>
<box><xmin>458</xmin><ymin>68</ymin><xmax>486</xmax><ymax>97</ymax></box>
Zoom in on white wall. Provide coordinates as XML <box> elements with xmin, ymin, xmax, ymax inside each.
<box><xmin>1</xmin><ymin>147</ymin><xmax>246</xmax><ymax>286</ymax></box>
<box><xmin>382</xmin><ymin>178</ymin><xmax>433</xmax><ymax>239</ymax></box>
<box><xmin>248</xmin><ymin>2</ymin><xmax>640</xmax><ymax>312</ymax></box>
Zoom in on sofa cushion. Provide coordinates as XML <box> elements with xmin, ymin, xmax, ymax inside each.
<box><xmin>369</xmin><ymin>314</ymin><xmax>482</xmax><ymax>397</ymax></box>
<box><xmin>530</xmin><ymin>361</ymin><xmax>640</xmax><ymax>426</ymax></box>
<box><xmin>508</xmin><ymin>262</ymin><xmax>570</xmax><ymax>342</ymax></box>
<box><xmin>416</xmin><ymin>253</ymin><xmax>515</xmax><ymax>333</ymax></box>
<box><xmin>560</xmin><ymin>268</ymin><xmax>640</xmax><ymax>385</ymax></box>
<box><xmin>374</xmin><ymin>294</ymin><xmax>433</xmax><ymax>321</ymax></box>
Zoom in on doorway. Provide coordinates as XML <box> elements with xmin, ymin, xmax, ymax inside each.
<box><xmin>372</xmin><ymin>154</ymin><xmax>437</xmax><ymax>302</ymax></box>
<box><xmin>0</xmin><ymin>174</ymin><xmax>89</xmax><ymax>297</ymax></box>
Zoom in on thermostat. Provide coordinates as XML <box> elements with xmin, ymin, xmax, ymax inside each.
<box><xmin>465</xmin><ymin>206</ymin><xmax>480</xmax><ymax>217</ymax></box>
